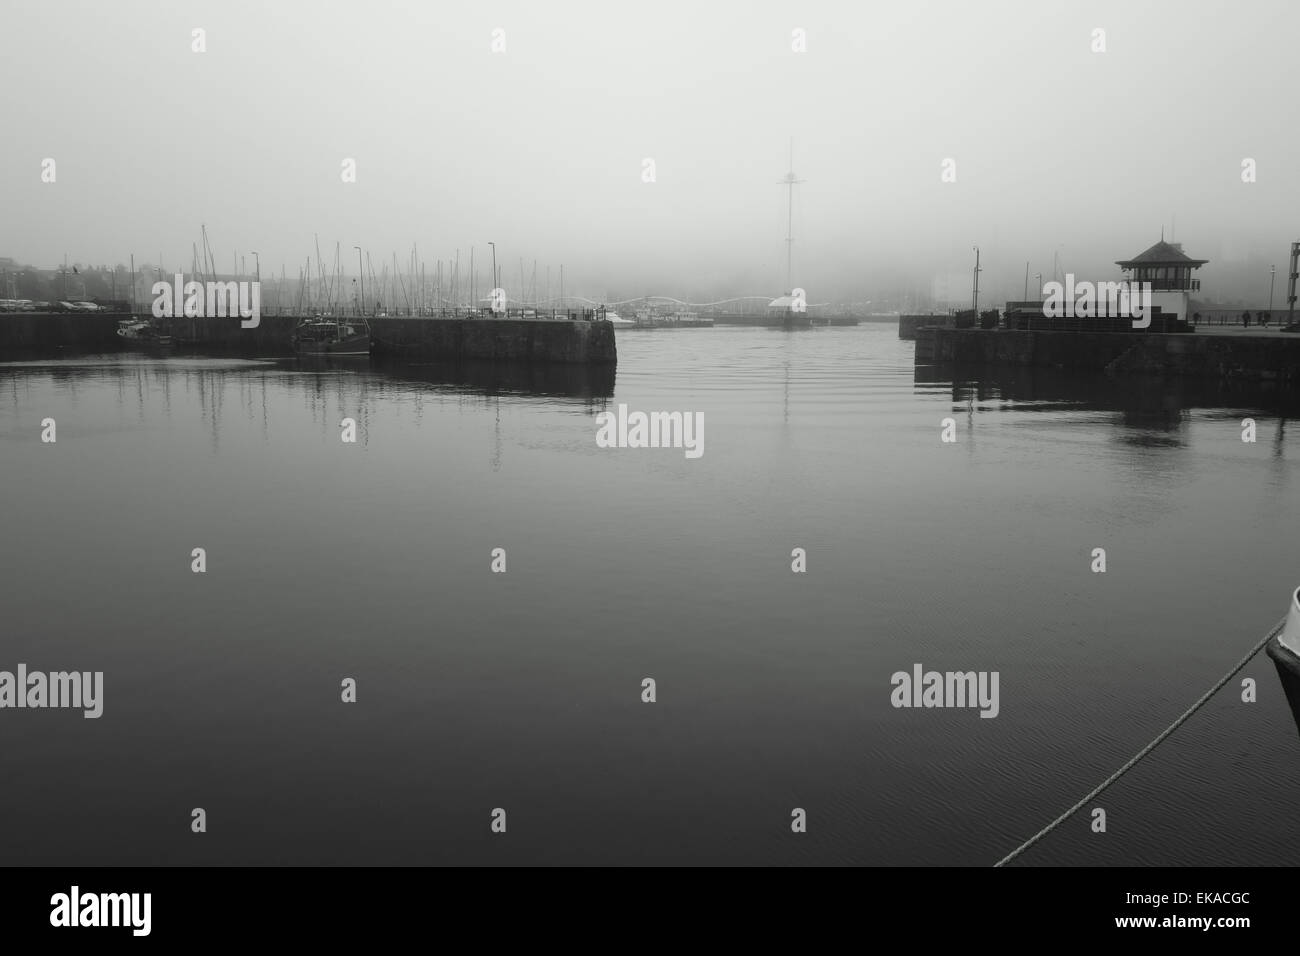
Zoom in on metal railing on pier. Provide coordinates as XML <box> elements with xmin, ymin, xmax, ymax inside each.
<box><xmin>1001</xmin><ymin>313</ymin><xmax>1189</xmax><ymax>333</ymax></box>
<box><xmin>1190</xmin><ymin>311</ymin><xmax>1285</xmax><ymax>328</ymax></box>
<box><xmin>264</xmin><ymin>307</ymin><xmax>607</xmax><ymax>321</ymax></box>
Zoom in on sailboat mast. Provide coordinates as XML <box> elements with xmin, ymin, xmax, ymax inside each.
<box><xmin>779</xmin><ymin>138</ymin><xmax>804</xmax><ymax>294</ymax></box>
<box><xmin>786</xmin><ymin>142</ymin><xmax>793</xmax><ymax>292</ymax></box>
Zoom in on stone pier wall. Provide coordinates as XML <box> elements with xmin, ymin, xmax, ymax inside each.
<box><xmin>915</xmin><ymin>328</ymin><xmax>1300</xmax><ymax>383</ymax></box>
<box><xmin>0</xmin><ymin>313</ymin><xmax>618</xmax><ymax>365</ymax></box>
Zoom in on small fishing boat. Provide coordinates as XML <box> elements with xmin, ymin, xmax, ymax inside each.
<box><xmin>291</xmin><ymin>316</ymin><xmax>371</xmax><ymax>356</ymax></box>
<box><xmin>116</xmin><ymin>317</ymin><xmax>173</xmax><ymax>347</ymax></box>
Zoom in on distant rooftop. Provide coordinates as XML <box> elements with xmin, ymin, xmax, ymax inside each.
<box><xmin>1116</xmin><ymin>239</ymin><xmax>1208</xmax><ymax>269</ymax></box>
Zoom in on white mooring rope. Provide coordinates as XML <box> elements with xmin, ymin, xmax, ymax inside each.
<box><xmin>994</xmin><ymin>616</ymin><xmax>1288</xmax><ymax>867</ymax></box>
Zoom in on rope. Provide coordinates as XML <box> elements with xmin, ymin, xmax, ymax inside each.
<box><xmin>993</xmin><ymin>616</ymin><xmax>1287</xmax><ymax>867</ymax></box>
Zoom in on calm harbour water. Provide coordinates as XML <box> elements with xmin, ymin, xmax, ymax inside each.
<box><xmin>3</xmin><ymin>322</ymin><xmax>1300</xmax><ymax>866</ymax></box>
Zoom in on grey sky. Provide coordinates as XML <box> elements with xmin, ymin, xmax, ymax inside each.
<box><xmin>3</xmin><ymin>0</ymin><xmax>1296</xmax><ymax>305</ymax></box>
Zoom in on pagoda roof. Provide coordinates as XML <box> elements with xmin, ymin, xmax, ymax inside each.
<box><xmin>1116</xmin><ymin>240</ymin><xmax>1208</xmax><ymax>269</ymax></box>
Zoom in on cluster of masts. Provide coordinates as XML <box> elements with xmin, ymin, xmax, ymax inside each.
<box><xmin>174</xmin><ymin>225</ymin><xmax>584</xmax><ymax>317</ymax></box>
<box><xmin>120</xmin><ymin>139</ymin><xmax>810</xmax><ymax>318</ymax></box>
<box><xmin>177</xmin><ymin>143</ymin><xmax>809</xmax><ymax>317</ymax></box>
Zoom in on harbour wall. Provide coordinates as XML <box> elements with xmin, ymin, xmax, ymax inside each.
<box><xmin>0</xmin><ymin>313</ymin><xmax>617</xmax><ymax>364</ymax></box>
<box><xmin>915</xmin><ymin>327</ymin><xmax>1300</xmax><ymax>382</ymax></box>
<box><xmin>0</xmin><ymin>312</ymin><xmax>128</xmax><ymax>349</ymax></box>
<box><xmin>899</xmin><ymin>313</ymin><xmax>958</xmax><ymax>339</ymax></box>
<box><xmin>369</xmin><ymin>316</ymin><xmax>615</xmax><ymax>364</ymax></box>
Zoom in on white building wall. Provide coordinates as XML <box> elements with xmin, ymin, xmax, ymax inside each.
<box><xmin>1150</xmin><ymin>291</ymin><xmax>1190</xmax><ymax>322</ymax></box>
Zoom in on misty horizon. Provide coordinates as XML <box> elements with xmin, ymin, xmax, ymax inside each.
<box><xmin>3</xmin><ymin>0</ymin><xmax>1297</xmax><ymax>307</ymax></box>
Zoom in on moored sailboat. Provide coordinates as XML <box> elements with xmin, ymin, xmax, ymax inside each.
<box><xmin>290</xmin><ymin>316</ymin><xmax>371</xmax><ymax>356</ymax></box>
<box><xmin>116</xmin><ymin>317</ymin><xmax>173</xmax><ymax>348</ymax></box>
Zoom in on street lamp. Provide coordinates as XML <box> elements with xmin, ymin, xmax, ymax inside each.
<box><xmin>1033</xmin><ymin>273</ymin><xmax>1042</xmax><ymax>302</ymax></box>
<box><xmin>354</xmin><ymin>246</ymin><xmax>364</xmax><ymax>317</ymax></box>
<box><xmin>1270</xmin><ymin>264</ymin><xmax>1276</xmax><ymax>313</ymax></box>
<box><xmin>250</xmin><ymin>252</ymin><xmax>260</xmax><ymax>284</ymax></box>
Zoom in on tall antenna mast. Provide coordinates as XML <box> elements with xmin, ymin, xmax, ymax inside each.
<box><xmin>778</xmin><ymin>137</ymin><xmax>805</xmax><ymax>293</ymax></box>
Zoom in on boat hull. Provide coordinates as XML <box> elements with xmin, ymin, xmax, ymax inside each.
<box><xmin>1280</xmin><ymin>586</ymin><xmax>1300</xmax><ymax>657</ymax></box>
<box><xmin>117</xmin><ymin>318</ymin><xmax>174</xmax><ymax>348</ymax></box>
<box><xmin>293</xmin><ymin>336</ymin><xmax>371</xmax><ymax>356</ymax></box>
<box><xmin>1265</xmin><ymin>587</ymin><xmax>1300</xmax><ymax>741</ymax></box>
<box><xmin>1267</xmin><ymin>634</ymin><xmax>1300</xmax><ymax>739</ymax></box>
<box><xmin>291</xmin><ymin>319</ymin><xmax>371</xmax><ymax>356</ymax></box>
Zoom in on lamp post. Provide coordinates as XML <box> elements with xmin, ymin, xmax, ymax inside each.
<box><xmin>971</xmin><ymin>246</ymin><xmax>981</xmax><ymax>322</ymax></box>
<box><xmin>1270</xmin><ymin>264</ymin><xmax>1276</xmax><ymax>313</ymax></box>
<box><xmin>354</xmin><ymin>246</ymin><xmax>364</xmax><ymax>317</ymax></box>
<box><xmin>249</xmin><ymin>252</ymin><xmax>260</xmax><ymax>314</ymax></box>
<box><xmin>1289</xmin><ymin>242</ymin><xmax>1300</xmax><ymax>328</ymax></box>
<box><xmin>1033</xmin><ymin>273</ymin><xmax>1042</xmax><ymax>302</ymax></box>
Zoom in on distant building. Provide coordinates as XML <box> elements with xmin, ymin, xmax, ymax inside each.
<box><xmin>767</xmin><ymin>293</ymin><xmax>814</xmax><ymax>327</ymax></box>
<box><xmin>1115</xmin><ymin>239</ymin><xmax>1207</xmax><ymax>326</ymax></box>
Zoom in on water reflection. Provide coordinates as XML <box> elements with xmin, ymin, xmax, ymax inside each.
<box><xmin>0</xmin><ymin>353</ymin><xmax>616</xmax><ymax>475</ymax></box>
<box><xmin>916</xmin><ymin>364</ymin><xmax>1300</xmax><ymax>444</ymax></box>
<box><xmin>916</xmin><ymin>364</ymin><xmax>1300</xmax><ymax>419</ymax></box>
<box><xmin>6</xmin><ymin>328</ymin><xmax>1300</xmax><ymax>865</ymax></box>
<box><xmin>1</xmin><ymin>352</ymin><xmax>616</xmax><ymax>440</ymax></box>
<box><xmin>366</xmin><ymin>356</ymin><xmax>614</xmax><ymax>400</ymax></box>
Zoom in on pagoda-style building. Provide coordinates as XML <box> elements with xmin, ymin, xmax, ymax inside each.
<box><xmin>1115</xmin><ymin>238</ymin><xmax>1208</xmax><ymax>326</ymax></box>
